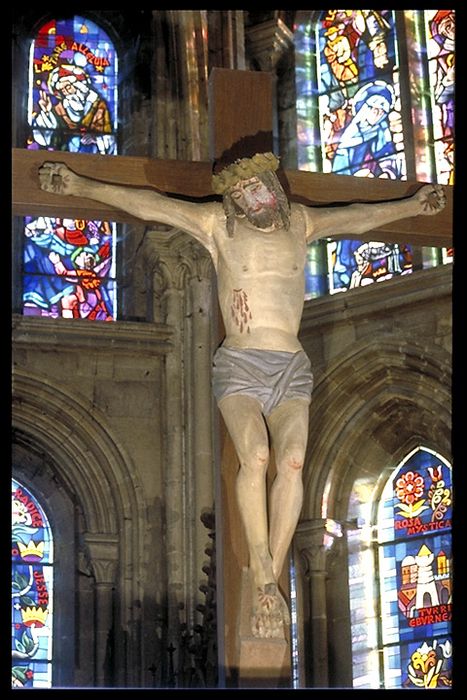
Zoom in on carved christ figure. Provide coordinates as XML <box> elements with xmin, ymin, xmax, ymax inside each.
<box><xmin>38</xmin><ymin>152</ymin><xmax>446</xmax><ymax>639</ymax></box>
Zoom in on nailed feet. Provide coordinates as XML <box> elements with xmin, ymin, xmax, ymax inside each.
<box><xmin>250</xmin><ymin>582</ymin><xmax>290</xmax><ymax>639</ymax></box>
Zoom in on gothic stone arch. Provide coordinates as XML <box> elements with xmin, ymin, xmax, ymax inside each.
<box><xmin>302</xmin><ymin>335</ymin><xmax>451</xmax><ymax>522</ymax></box>
<box><xmin>294</xmin><ymin>334</ymin><xmax>451</xmax><ymax>688</ymax></box>
<box><xmin>12</xmin><ymin>367</ymin><xmax>147</xmax><ymax>686</ymax></box>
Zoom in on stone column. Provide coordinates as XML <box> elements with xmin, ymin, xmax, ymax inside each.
<box><xmin>143</xmin><ymin>229</ymin><xmax>217</xmax><ymax>677</ymax></box>
<box><xmin>244</xmin><ymin>17</ymin><xmax>295</xmax><ymax>163</ymax></box>
<box><xmin>152</xmin><ymin>10</ymin><xmax>210</xmax><ymax>162</ymax></box>
<box><xmin>162</xmin><ymin>253</ymin><xmax>188</xmax><ymax>665</ymax></box>
<box><xmin>188</xmin><ymin>254</ymin><xmax>217</xmax><ymax>626</ymax></box>
<box><xmin>84</xmin><ymin>533</ymin><xmax>119</xmax><ymax>687</ymax></box>
<box><xmin>207</xmin><ymin>11</ymin><xmax>246</xmax><ymax>70</ymax></box>
<box><xmin>245</xmin><ymin>17</ymin><xmax>294</xmax><ymax>72</ymax></box>
<box><xmin>165</xmin><ymin>281</ymin><xmax>188</xmax><ymax>657</ymax></box>
<box><xmin>293</xmin><ymin>519</ymin><xmax>343</xmax><ymax>688</ymax></box>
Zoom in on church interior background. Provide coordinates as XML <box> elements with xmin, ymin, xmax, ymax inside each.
<box><xmin>11</xmin><ymin>9</ymin><xmax>453</xmax><ymax>689</ymax></box>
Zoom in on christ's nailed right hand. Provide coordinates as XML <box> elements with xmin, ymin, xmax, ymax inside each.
<box><xmin>39</xmin><ymin>161</ymin><xmax>81</xmax><ymax>197</ymax></box>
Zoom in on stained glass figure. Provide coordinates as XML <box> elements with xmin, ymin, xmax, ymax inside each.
<box><xmin>425</xmin><ymin>10</ymin><xmax>455</xmax><ymax>186</ymax></box>
<box><xmin>23</xmin><ymin>16</ymin><xmax>118</xmax><ymax>320</ymax></box>
<box><xmin>297</xmin><ymin>10</ymin><xmax>405</xmax><ymax>179</ymax></box>
<box><xmin>12</xmin><ymin>479</ymin><xmax>54</xmax><ymax>689</ymax></box>
<box><xmin>327</xmin><ymin>239</ymin><xmax>412</xmax><ymax>293</ymax></box>
<box><xmin>23</xmin><ymin>215</ymin><xmax>116</xmax><ymax>320</ymax></box>
<box><xmin>295</xmin><ymin>10</ymin><xmax>456</xmax><ymax>293</ymax></box>
<box><xmin>28</xmin><ymin>16</ymin><xmax>118</xmax><ymax>154</ymax></box>
<box><xmin>295</xmin><ymin>10</ymin><xmax>414</xmax><ymax>295</ymax></box>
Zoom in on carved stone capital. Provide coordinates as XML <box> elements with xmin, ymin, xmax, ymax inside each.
<box><xmin>294</xmin><ymin>518</ymin><xmax>343</xmax><ymax>577</ymax></box>
<box><xmin>91</xmin><ymin>559</ymin><xmax>118</xmax><ymax>585</ymax></box>
<box><xmin>246</xmin><ymin>18</ymin><xmax>294</xmax><ymax>71</ymax></box>
<box><xmin>83</xmin><ymin>532</ymin><xmax>119</xmax><ymax>585</ymax></box>
<box><xmin>142</xmin><ymin>228</ymin><xmax>213</xmax><ymax>292</ymax></box>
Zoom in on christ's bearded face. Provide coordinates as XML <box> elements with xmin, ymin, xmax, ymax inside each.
<box><xmin>229</xmin><ymin>176</ymin><xmax>279</xmax><ymax>230</ymax></box>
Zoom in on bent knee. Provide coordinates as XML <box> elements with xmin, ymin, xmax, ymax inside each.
<box><xmin>279</xmin><ymin>447</ymin><xmax>305</xmax><ymax>473</ymax></box>
<box><xmin>287</xmin><ymin>457</ymin><xmax>304</xmax><ymax>472</ymax></box>
<box><xmin>240</xmin><ymin>444</ymin><xmax>269</xmax><ymax>472</ymax></box>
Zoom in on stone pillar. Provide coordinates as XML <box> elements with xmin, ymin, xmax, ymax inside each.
<box><xmin>245</xmin><ymin>17</ymin><xmax>294</xmax><ymax>72</ymax></box>
<box><xmin>143</xmin><ymin>229</ymin><xmax>217</xmax><ymax>677</ymax></box>
<box><xmin>207</xmin><ymin>11</ymin><xmax>246</xmax><ymax>71</ymax></box>
<box><xmin>143</xmin><ymin>229</ymin><xmax>189</xmax><ymax>670</ymax></box>
<box><xmin>165</xmin><ymin>280</ymin><xmax>189</xmax><ymax>656</ymax></box>
<box><xmin>244</xmin><ymin>17</ymin><xmax>295</xmax><ymax>164</ymax></box>
<box><xmin>152</xmin><ymin>10</ymin><xmax>210</xmax><ymax>162</ymax></box>
<box><xmin>188</xmin><ymin>261</ymin><xmax>217</xmax><ymax>621</ymax></box>
<box><xmin>293</xmin><ymin>519</ymin><xmax>343</xmax><ymax>688</ymax></box>
<box><xmin>84</xmin><ymin>533</ymin><xmax>119</xmax><ymax>687</ymax></box>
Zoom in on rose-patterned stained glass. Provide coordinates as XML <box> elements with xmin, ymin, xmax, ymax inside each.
<box><xmin>12</xmin><ymin>479</ymin><xmax>54</xmax><ymax>689</ymax></box>
<box><xmin>24</xmin><ymin>15</ymin><xmax>118</xmax><ymax>320</ymax></box>
<box><xmin>379</xmin><ymin>447</ymin><xmax>452</xmax><ymax>543</ymax></box>
<box><xmin>377</xmin><ymin>447</ymin><xmax>452</xmax><ymax>689</ymax></box>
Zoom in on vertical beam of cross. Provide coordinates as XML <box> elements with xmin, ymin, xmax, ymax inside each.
<box><xmin>208</xmin><ymin>67</ymin><xmax>292</xmax><ymax>686</ymax></box>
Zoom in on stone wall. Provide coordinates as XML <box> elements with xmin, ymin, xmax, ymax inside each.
<box><xmin>294</xmin><ymin>263</ymin><xmax>452</xmax><ymax>687</ymax></box>
<box><xmin>12</xmin><ymin>315</ymin><xmax>172</xmax><ymax>685</ymax></box>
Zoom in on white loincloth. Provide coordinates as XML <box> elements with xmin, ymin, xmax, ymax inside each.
<box><xmin>212</xmin><ymin>345</ymin><xmax>313</xmax><ymax>416</ymax></box>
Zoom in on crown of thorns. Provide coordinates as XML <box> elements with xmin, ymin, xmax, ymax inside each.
<box><xmin>211</xmin><ymin>152</ymin><xmax>280</xmax><ymax>195</ymax></box>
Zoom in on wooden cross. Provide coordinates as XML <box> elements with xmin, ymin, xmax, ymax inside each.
<box><xmin>12</xmin><ymin>73</ymin><xmax>452</xmax><ymax>248</ymax></box>
<box><xmin>11</xmin><ymin>68</ymin><xmax>453</xmax><ymax>687</ymax></box>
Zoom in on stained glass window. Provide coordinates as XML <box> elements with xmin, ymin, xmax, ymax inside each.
<box><xmin>294</xmin><ymin>10</ymin><xmax>454</xmax><ymax>297</ymax></box>
<box><xmin>12</xmin><ymin>479</ymin><xmax>54</xmax><ymax>689</ymax></box>
<box><xmin>425</xmin><ymin>10</ymin><xmax>455</xmax><ymax>187</ymax></box>
<box><xmin>23</xmin><ymin>15</ymin><xmax>118</xmax><ymax>320</ymax></box>
<box><xmin>377</xmin><ymin>447</ymin><xmax>452</xmax><ymax>689</ymax></box>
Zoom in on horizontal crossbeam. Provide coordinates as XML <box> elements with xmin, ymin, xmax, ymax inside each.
<box><xmin>12</xmin><ymin>148</ymin><xmax>452</xmax><ymax>247</ymax></box>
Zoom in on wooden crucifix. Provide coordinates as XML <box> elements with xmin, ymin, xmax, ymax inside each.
<box><xmin>12</xmin><ymin>68</ymin><xmax>452</xmax><ymax>688</ymax></box>
<box><xmin>12</xmin><ymin>74</ymin><xmax>452</xmax><ymax>246</ymax></box>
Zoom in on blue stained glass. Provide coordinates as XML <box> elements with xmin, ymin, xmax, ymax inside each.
<box><xmin>301</xmin><ymin>10</ymin><xmax>405</xmax><ymax>178</ymax></box>
<box><xmin>12</xmin><ymin>479</ymin><xmax>54</xmax><ymax>689</ymax></box>
<box><xmin>377</xmin><ymin>447</ymin><xmax>453</xmax><ymax>689</ymax></box>
<box><xmin>11</xmin><ymin>566</ymin><xmax>54</xmax><ymax>659</ymax></box>
<box><xmin>23</xmin><ymin>216</ymin><xmax>116</xmax><ymax>320</ymax></box>
<box><xmin>424</xmin><ymin>10</ymin><xmax>455</xmax><ymax>186</ymax></box>
<box><xmin>319</xmin><ymin>15</ymin><xmax>398</xmax><ymax>177</ymax></box>
<box><xmin>327</xmin><ymin>239</ymin><xmax>413</xmax><ymax>295</ymax></box>
<box><xmin>394</xmin><ymin>535</ymin><xmax>452</xmax><ymax>635</ymax></box>
<box><xmin>28</xmin><ymin>16</ymin><xmax>118</xmax><ymax>154</ymax></box>
<box><xmin>12</xmin><ymin>481</ymin><xmax>53</xmax><ymax>565</ymax></box>
<box><xmin>294</xmin><ymin>10</ymin><xmax>414</xmax><ymax>297</ymax></box>
<box><xmin>387</xmin><ymin>648</ymin><xmax>400</xmax><ymax>669</ymax></box>
<box><xmin>23</xmin><ymin>15</ymin><xmax>118</xmax><ymax>321</ymax></box>
<box><xmin>380</xmin><ymin>535</ymin><xmax>452</xmax><ymax>646</ymax></box>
